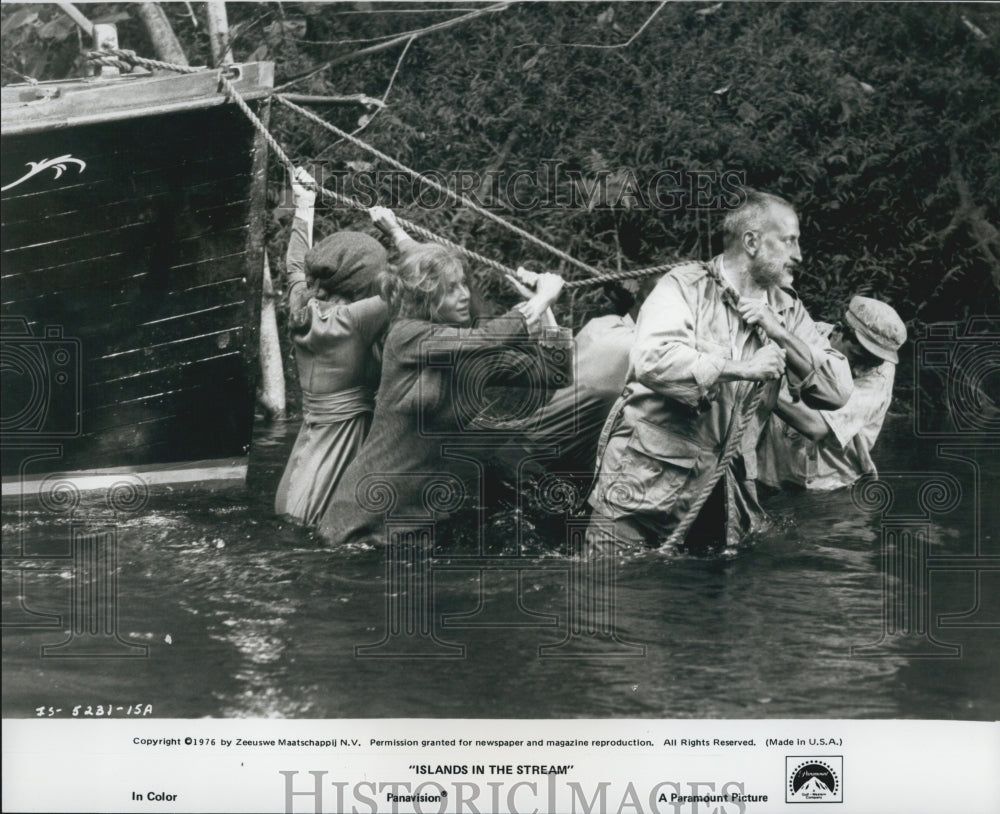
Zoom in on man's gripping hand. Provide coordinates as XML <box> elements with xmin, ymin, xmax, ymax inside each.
<box><xmin>738</xmin><ymin>298</ymin><xmax>786</xmax><ymax>342</ymax></box>
<box><xmin>726</xmin><ymin>344</ymin><xmax>786</xmax><ymax>382</ymax></box>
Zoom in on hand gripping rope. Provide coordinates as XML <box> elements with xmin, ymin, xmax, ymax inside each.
<box><xmin>85</xmin><ymin>49</ymin><xmax>769</xmax><ymax>549</ymax></box>
<box><xmin>84</xmin><ymin>47</ymin><xmax>691</xmax><ymax>290</ymax></box>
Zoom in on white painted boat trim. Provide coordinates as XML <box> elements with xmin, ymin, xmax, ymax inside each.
<box><xmin>1</xmin><ymin>457</ymin><xmax>247</xmax><ymax>499</ymax></box>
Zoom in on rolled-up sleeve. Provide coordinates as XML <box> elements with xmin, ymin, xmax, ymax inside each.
<box><xmin>631</xmin><ymin>275</ymin><xmax>726</xmax><ymax>407</ymax></box>
<box><xmin>286</xmin><ymin>215</ymin><xmax>314</xmax><ymax>331</ymax></box>
<box><xmin>784</xmin><ymin>303</ymin><xmax>853</xmax><ymax>410</ymax></box>
<box><xmin>821</xmin><ymin>364</ymin><xmax>893</xmax><ymax>450</ymax></box>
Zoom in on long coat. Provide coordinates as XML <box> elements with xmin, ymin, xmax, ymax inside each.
<box><xmin>318</xmin><ymin>312</ymin><xmax>572</xmax><ymax>547</ymax></box>
<box><xmin>274</xmin><ymin>217</ymin><xmax>388</xmax><ymax>526</ymax></box>
<box><xmin>588</xmin><ymin>257</ymin><xmax>853</xmax><ymax>549</ymax></box>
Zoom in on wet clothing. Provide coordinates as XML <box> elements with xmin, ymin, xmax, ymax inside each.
<box><xmin>757</xmin><ymin>324</ymin><xmax>895</xmax><ymax>490</ymax></box>
<box><xmin>494</xmin><ymin>314</ymin><xmax>635</xmax><ymax>477</ymax></box>
<box><xmin>587</xmin><ymin>257</ymin><xmax>853</xmax><ymax>550</ymax></box>
<box><xmin>274</xmin><ymin>216</ymin><xmax>389</xmax><ymax>526</ymax></box>
<box><xmin>318</xmin><ymin>314</ymin><xmax>573</xmax><ymax>547</ymax></box>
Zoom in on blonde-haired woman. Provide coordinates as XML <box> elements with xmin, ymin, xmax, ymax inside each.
<box><xmin>318</xmin><ymin>207</ymin><xmax>571</xmax><ymax>547</ymax></box>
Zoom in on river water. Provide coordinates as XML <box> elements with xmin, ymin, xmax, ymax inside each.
<box><xmin>3</xmin><ymin>414</ymin><xmax>997</xmax><ymax>720</ymax></box>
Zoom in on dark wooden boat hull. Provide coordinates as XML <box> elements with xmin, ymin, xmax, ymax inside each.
<box><xmin>1</xmin><ymin>65</ymin><xmax>272</xmax><ymax>491</ymax></box>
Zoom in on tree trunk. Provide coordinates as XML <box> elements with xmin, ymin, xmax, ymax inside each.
<box><xmin>259</xmin><ymin>253</ymin><xmax>286</xmax><ymax>420</ymax></box>
<box><xmin>56</xmin><ymin>2</ymin><xmax>94</xmax><ymax>36</ymax></box>
<box><xmin>136</xmin><ymin>3</ymin><xmax>189</xmax><ymax>66</ymax></box>
<box><xmin>205</xmin><ymin>2</ymin><xmax>233</xmax><ymax>67</ymax></box>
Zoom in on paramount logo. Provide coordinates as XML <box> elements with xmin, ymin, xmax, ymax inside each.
<box><xmin>786</xmin><ymin>756</ymin><xmax>844</xmax><ymax>803</ymax></box>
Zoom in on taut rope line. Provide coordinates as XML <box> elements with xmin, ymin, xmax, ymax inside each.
<box><xmin>275</xmin><ymin>95</ymin><xmax>606</xmax><ymax>278</ymax></box>
<box><xmin>84</xmin><ymin>47</ymin><xmax>695</xmax><ymax>290</ymax></box>
<box><xmin>86</xmin><ymin>48</ymin><xmax>774</xmax><ymax>551</ymax></box>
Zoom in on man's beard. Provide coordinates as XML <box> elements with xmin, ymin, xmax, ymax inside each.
<box><xmin>749</xmin><ymin>255</ymin><xmax>791</xmax><ymax>288</ymax></box>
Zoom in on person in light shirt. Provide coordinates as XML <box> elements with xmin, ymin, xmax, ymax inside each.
<box><xmin>757</xmin><ymin>295</ymin><xmax>906</xmax><ymax>490</ymax></box>
<box><xmin>586</xmin><ymin>190</ymin><xmax>853</xmax><ymax>552</ymax></box>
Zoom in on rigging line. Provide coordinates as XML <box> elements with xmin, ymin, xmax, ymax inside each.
<box><xmin>83</xmin><ymin>48</ymin><xmax>686</xmax><ymax>290</ymax></box>
<box><xmin>85</xmin><ymin>47</ymin><xmax>201</xmax><ymax>74</ymax></box>
<box><xmin>328</xmin><ymin>7</ymin><xmax>489</xmax><ymax>16</ymax></box>
<box><xmin>273</xmin><ymin>2</ymin><xmax>512</xmax><ymax>91</ymax></box>
<box><xmin>276</xmin><ymin>95</ymin><xmax>606</xmax><ymax>278</ymax></box>
<box><xmin>381</xmin><ymin>35</ymin><xmax>414</xmax><ymax>106</ymax></box>
<box><xmin>310</xmin><ymin>34</ymin><xmax>414</xmax><ymax>162</ymax></box>
<box><xmin>561</xmin><ymin>261</ymin><xmax>691</xmax><ymax>289</ymax></box>
<box><xmin>213</xmin><ymin>73</ymin><xmax>521</xmax><ymax>279</ymax></box>
<box><xmin>296</xmin><ymin>3</ymin><xmax>509</xmax><ymax>48</ymax></box>
<box><xmin>556</xmin><ymin>1</ymin><xmax>668</xmax><ymax>50</ymax></box>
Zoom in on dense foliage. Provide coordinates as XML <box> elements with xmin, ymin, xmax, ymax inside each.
<box><xmin>4</xmin><ymin>2</ymin><xmax>998</xmax><ymax>402</ymax></box>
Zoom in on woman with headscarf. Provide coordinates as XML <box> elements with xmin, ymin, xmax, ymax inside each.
<box><xmin>275</xmin><ymin>169</ymin><xmax>390</xmax><ymax>526</ymax></box>
<box><xmin>317</xmin><ymin>207</ymin><xmax>572</xmax><ymax>548</ymax></box>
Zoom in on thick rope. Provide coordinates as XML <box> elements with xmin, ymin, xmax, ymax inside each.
<box><xmin>85</xmin><ymin>48</ymin><xmax>202</xmax><ymax>75</ymax></box>
<box><xmin>84</xmin><ymin>52</ymin><xmax>136</xmax><ymax>73</ymax></box>
<box><xmin>563</xmin><ymin>260</ymin><xmax>691</xmax><ymax>289</ymax></box>
<box><xmin>276</xmin><ymin>94</ymin><xmax>606</xmax><ymax>279</ymax></box>
<box><xmin>84</xmin><ymin>48</ymin><xmax>689</xmax><ymax>291</ymax></box>
<box><xmin>658</xmin><ymin>380</ymin><xmax>768</xmax><ymax>552</ymax></box>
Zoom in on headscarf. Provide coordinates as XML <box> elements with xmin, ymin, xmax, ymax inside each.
<box><xmin>304</xmin><ymin>231</ymin><xmax>387</xmax><ymax>300</ymax></box>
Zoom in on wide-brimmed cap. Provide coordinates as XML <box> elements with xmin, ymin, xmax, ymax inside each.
<box><xmin>843</xmin><ymin>295</ymin><xmax>906</xmax><ymax>364</ymax></box>
<box><xmin>304</xmin><ymin>231</ymin><xmax>387</xmax><ymax>300</ymax></box>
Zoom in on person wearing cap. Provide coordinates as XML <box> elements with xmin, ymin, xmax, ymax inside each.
<box><xmin>757</xmin><ymin>295</ymin><xmax>906</xmax><ymax>490</ymax></box>
<box><xmin>274</xmin><ymin>168</ymin><xmax>390</xmax><ymax>526</ymax></box>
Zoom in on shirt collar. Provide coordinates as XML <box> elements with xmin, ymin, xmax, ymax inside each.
<box><xmin>713</xmin><ymin>255</ymin><xmax>798</xmax><ymax>314</ymax></box>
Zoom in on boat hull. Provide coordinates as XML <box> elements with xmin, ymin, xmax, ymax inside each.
<box><xmin>1</xmin><ymin>67</ymin><xmax>271</xmax><ymax>489</ymax></box>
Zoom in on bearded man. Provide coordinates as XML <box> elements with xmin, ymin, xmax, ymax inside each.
<box><xmin>586</xmin><ymin>189</ymin><xmax>854</xmax><ymax>552</ymax></box>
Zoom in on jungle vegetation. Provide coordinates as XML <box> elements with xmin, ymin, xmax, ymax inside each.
<box><xmin>4</xmin><ymin>2</ymin><xmax>998</xmax><ymax>408</ymax></box>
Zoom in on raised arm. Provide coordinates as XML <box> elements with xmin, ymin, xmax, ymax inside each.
<box><xmin>370</xmin><ymin>205</ymin><xmax>420</xmax><ymax>255</ymax></box>
<box><xmin>738</xmin><ymin>298</ymin><xmax>852</xmax><ymax>410</ymax></box>
<box><xmin>286</xmin><ymin>168</ymin><xmax>317</xmax><ymax>325</ymax></box>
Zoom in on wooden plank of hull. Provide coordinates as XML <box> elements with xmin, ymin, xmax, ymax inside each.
<box><xmin>2</xmin><ymin>198</ymin><xmax>252</xmax><ymax>264</ymax></box>
<box><xmin>1</xmin><ymin>72</ymin><xmax>270</xmax><ymax>481</ymax></box>
<box><xmin>0</xmin><ymin>62</ymin><xmax>274</xmax><ymax>135</ymax></box>
<box><xmin>2</xmin><ymin>169</ymin><xmax>252</xmax><ymax>232</ymax></box>
<box><xmin>2</xmin><ymin>243</ymin><xmax>250</xmax><ymax>305</ymax></box>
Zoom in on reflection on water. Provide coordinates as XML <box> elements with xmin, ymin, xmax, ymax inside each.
<box><xmin>2</xmin><ymin>415</ymin><xmax>997</xmax><ymax>719</ymax></box>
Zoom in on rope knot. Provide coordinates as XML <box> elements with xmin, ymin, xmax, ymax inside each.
<box><xmin>84</xmin><ymin>47</ymin><xmax>139</xmax><ymax>73</ymax></box>
<box><xmin>217</xmin><ymin>65</ymin><xmax>243</xmax><ymax>83</ymax></box>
